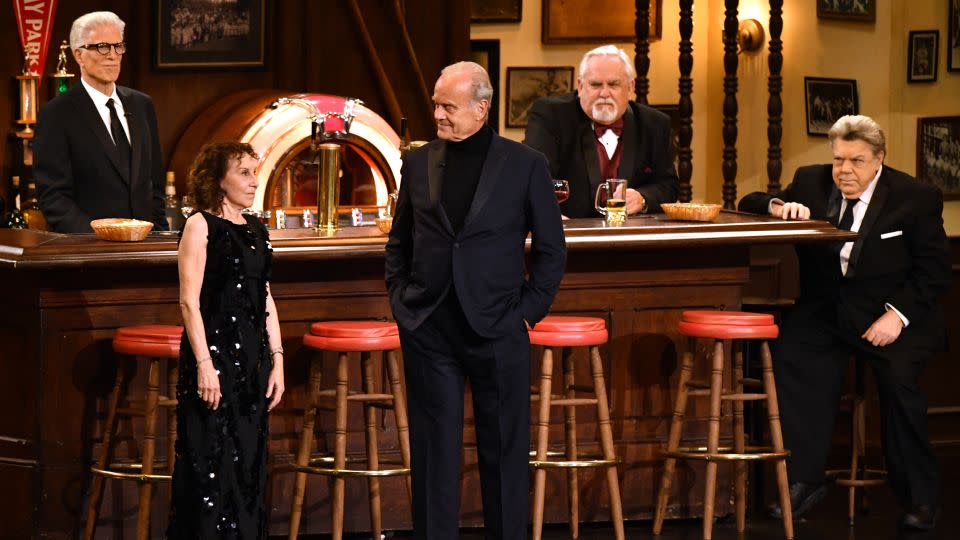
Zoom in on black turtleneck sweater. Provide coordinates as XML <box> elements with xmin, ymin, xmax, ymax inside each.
<box><xmin>441</xmin><ymin>124</ymin><xmax>492</xmax><ymax>233</ymax></box>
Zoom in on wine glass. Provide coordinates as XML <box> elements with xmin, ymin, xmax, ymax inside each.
<box><xmin>180</xmin><ymin>195</ymin><xmax>195</xmax><ymax>219</ymax></box>
<box><xmin>553</xmin><ymin>179</ymin><xmax>570</xmax><ymax>204</ymax></box>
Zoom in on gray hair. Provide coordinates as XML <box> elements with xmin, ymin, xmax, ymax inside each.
<box><xmin>828</xmin><ymin>115</ymin><xmax>886</xmax><ymax>155</ymax></box>
<box><xmin>69</xmin><ymin>11</ymin><xmax>125</xmax><ymax>50</ymax></box>
<box><xmin>441</xmin><ymin>61</ymin><xmax>494</xmax><ymax>104</ymax></box>
<box><xmin>578</xmin><ymin>45</ymin><xmax>636</xmax><ymax>81</ymax></box>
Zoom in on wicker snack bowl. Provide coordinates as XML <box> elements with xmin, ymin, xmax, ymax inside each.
<box><xmin>375</xmin><ymin>216</ymin><xmax>393</xmax><ymax>234</ymax></box>
<box><xmin>90</xmin><ymin>218</ymin><xmax>155</xmax><ymax>241</ymax></box>
<box><xmin>660</xmin><ymin>202</ymin><xmax>722</xmax><ymax>222</ymax></box>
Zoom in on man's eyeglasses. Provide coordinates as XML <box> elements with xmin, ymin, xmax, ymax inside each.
<box><xmin>79</xmin><ymin>42</ymin><xmax>126</xmax><ymax>55</ymax></box>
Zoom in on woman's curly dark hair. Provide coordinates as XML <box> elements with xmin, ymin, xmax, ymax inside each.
<box><xmin>187</xmin><ymin>141</ymin><xmax>260</xmax><ymax>213</ymax></box>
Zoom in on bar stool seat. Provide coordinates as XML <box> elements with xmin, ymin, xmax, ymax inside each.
<box><xmin>85</xmin><ymin>324</ymin><xmax>182</xmax><ymax>540</ymax></box>
<box><xmin>529</xmin><ymin>315</ymin><xmax>624</xmax><ymax>540</ymax></box>
<box><xmin>288</xmin><ymin>321</ymin><xmax>411</xmax><ymax>540</ymax></box>
<box><xmin>653</xmin><ymin>311</ymin><xmax>794</xmax><ymax>540</ymax></box>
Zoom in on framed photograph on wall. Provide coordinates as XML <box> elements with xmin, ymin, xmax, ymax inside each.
<box><xmin>908</xmin><ymin>30</ymin><xmax>939</xmax><ymax>83</ymax></box>
<box><xmin>471</xmin><ymin>0</ymin><xmax>522</xmax><ymax>23</ymax></box>
<box><xmin>155</xmin><ymin>0</ymin><xmax>266</xmax><ymax>69</ymax></box>
<box><xmin>505</xmin><ymin>66</ymin><xmax>574</xmax><ymax>128</ymax></box>
<box><xmin>948</xmin><ymin>2</ymin><xmax>960</xmax><ymax>72</ymax></box>
<box><xmin>542</xmin><ymin>0</ymin><xmax>661</xmax><ymax>44</ymax></box>
<box><xmin>803</xmin><ymin>77</ymin><xmax>859</xmax><ymax>137</ymax></box>
<box><xmin>470</xmin><ymin>39</ymin><xmax>501</xmax><ymax>132</ymax></box>
<box><xmin>917</xmin><ymin>116</ymin><xmax>960</xmax><ymax>200</ymax></box>
<box><xmin>817</xmin><ymin>0</ymin><xmax>875</xmax><ymax>22</ymax></box>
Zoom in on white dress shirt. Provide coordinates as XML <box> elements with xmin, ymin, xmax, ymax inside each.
<box><xmin>81</xmin><ymin>78</ymin><xmax>131</xmax><ymax>144</ymax></box>
<box><xmin>595</xmin><ymin>126</ymin><xmax>620</xmax><ymax>159</ymax></box>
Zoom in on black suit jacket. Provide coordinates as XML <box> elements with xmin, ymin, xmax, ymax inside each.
<box><xmin>738</xmin><ymin>164</ymin><xmax>951</xmax><ymax>357</ymax></box>
<box><xmin>33</xmin><ymin>83</ymin><xmax>167</xmax><ymax>233</ymax></box>
<box><xmin>385</xmin><ymin>134</ymin><xmax>567</xmax><ymax>339</ymax></box>
<box><xmin>523</xmin><ymin>92</ymin><xmax>679</xmax><ymax>218</ymax></box>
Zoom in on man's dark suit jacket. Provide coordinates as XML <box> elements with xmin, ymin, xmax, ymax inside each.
<box><xmin>385</xmin><ymin>134</ymin><xmax>567</xmax><ymax>339</ymax></box>
<box><xmin>33</xmin><ymin>83</ymin><xmax>167</xmax><ymax>233</ymax></box>
<box><xmin>738</xmin><ymin>164</ymin><xmax>951</xmax><ymax>358</ymax></box>
<box><xmin>523</xmin><ymin>92</ymin><xmax>679</xmax><ymax>218</ymax></box>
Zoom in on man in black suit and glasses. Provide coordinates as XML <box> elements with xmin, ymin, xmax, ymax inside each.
<box><xmin>385</xmin><ymin>61</ymin><xmax>566</xmax><ymax>539</ymax></box>
<box><xmin>738</xmin><ymin>115</ymin><xmax>951</xmax><ymax>531</ymax></box>
<box><xmin>34</xmin><ymin>11</ymin><xmax>166</xmax><ymax>233</ymax></box>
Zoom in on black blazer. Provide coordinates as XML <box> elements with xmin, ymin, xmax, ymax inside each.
<box><xmin>385</xmin><ymin>134</ymin><xmax>567</xmax><ymax>338</ymax></box>
<box><xmin>739</xmin><ymin>164</ymin><xmax>951</xmax><ymax>356</ymax></box>
<box><xmin>33</xmin><ymin>83</ymin><xmax>167</xmax><ymax>233</ymax></box>
<box><xmin>523</xmin><ymin>92</ymin><xmax>679</xmax><ymax>218</ymax></box>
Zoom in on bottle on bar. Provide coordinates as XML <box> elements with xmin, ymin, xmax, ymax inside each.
<box><xmin>164</xmin><ymin>171</ymin><xmax>184</xmax><ymax>231</ymax></box>
<box><xmin>3</xmin><ymin>176</ymin><xmax>27</xmax><ymax>229</ymax></box>
<box><xmin>21</xmin><ymin>180</ymin><xmax>48</xmax><ymax>230</ymax></box>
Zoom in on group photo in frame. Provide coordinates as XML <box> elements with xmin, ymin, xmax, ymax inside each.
<box><xmin>908</xmin><ymin>30</ymin><xmax>939</xmax><ymax>83</ymax></box>
<box><xmin>917</xmin><ymin>116</ymin><xmax>960</xmax><ymax>200</ymax></box>
<box><xmin>803</xmin><ymin>77</ymin><xmax>859</xmax><ymax>137</ymax></box>
<box><xmin>505</xmin><ymin>66</ymin><xmax>574</xmax><ymax>128</ymax></box>
<box><xmin>155</xmin><ymin>0</ymin><xmax>266</xmax><ymax>69</ymax></box>
<box><xmin>817</xmin><ymin>0</ymin><xmax>876</xmax><ymax>22</ymax></box>
<box><xmin>470</xmin><ymin>39</ymin><xmax>502</xmax><ymax>132</ymax></box>
<box><xmin>542</xmin><ymin>0</ymin><xmax>661</xmax><ymax>43</ymax></box>
<box><xmin>471</xmin><ymin>0</ymin><xmax>522</xmax><ymax>23</ymax></box>
<box><xmin>949</xmin><ymin>0</ymin><xmax>960</xmax><ymax>72</ymax></box>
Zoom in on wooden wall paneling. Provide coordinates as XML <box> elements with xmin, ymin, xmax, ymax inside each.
<box><xmin>677</xmin><ymin>0</ymin><xmax>694</xmax><ymax>203</ymax></box>
<box><xmin>721</xmin><ymin>0</ymin><xmax>740</xmax><ymax>209</ymax></box>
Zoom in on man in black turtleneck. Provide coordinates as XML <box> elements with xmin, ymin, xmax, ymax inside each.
<box><xmin>386</xmin><ymin>62</ymin><xmax>566</xmax><ymax>539</ymax></box>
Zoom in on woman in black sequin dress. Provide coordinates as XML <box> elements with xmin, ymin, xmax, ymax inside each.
<box><xmin>168</xmin><ymin>142</ymin><xmax>285</xmax><ymax>539</ymax></box>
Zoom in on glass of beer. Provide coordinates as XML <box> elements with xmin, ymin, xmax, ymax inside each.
<box><xmin>594</xmin><ymin>178</ymin><xmax>628</xmax><ymax>225</ymax></box>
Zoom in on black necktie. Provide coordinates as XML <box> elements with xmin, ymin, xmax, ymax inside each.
<box><xmin>837</xmin><ymin>198</ymin><xmax>859</xmax><ymax>231</ymax></box>
<box><xmin>106</xmin><ymin>98</ymin><xmax>131</xmax><ymax>176</ymax></box>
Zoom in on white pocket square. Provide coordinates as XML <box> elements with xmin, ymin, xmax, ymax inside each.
<box><xmin>881</xmin><ymin>230</ymin><xmax>903</xmax><ymax>239</ymax></box>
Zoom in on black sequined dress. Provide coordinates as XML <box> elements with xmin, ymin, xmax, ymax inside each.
<box><xmin>168</xmin><ymin>211</ymin><xmax>273</xmax><ymax>539</ymax></box>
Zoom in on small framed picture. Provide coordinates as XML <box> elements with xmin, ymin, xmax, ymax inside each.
<box><xmin>470</xmin><ymin>39</ymin><xmax>501</xmax><ymax>132</ymax></box>
<box><xmin>917</xmin><ymin>116</ymin><xmax>960</xmax><ymax>199</ymax></box>
<box><xmin>155</xmin><ymin>0</ymin><xmax>266</xmax><ymax>69</ymax></box>
<box><xmin>950</xmin><ymin>1</ymin><xmax>960</xmax><ymax>72</ymax></box>
<box><xmin>908</xmin><ymin>30</ymin><xmax>939</xmax><ymax>83</ymax></box>
<box><xmin>803</xmin><ymin>77</ymin><xmax>859</xmax><ymax>137</ymax></box>
<box><xmin>542</xmin><ymin>0</ymin><xmax>661</xmax><ymax>44</ymax></box>
<box><xmin>505</xmin><ymin>66</ymin><xmax>574</xmax><ymax>128</ymax></box>
<box><xmin>817</xmin><ymin>0</ymin><xmax>875</xmax><ymax>22</ymax></box>
<box><xmin>471</xmin><ymin>0</ymin><xmax>522</xmax><ymax>23</ymax></box>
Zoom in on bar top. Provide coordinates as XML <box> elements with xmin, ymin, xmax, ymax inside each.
<box><xmin>0</xmin><ymin>211</ymin><xmax>856</xmax><ymax>269</ymax></box>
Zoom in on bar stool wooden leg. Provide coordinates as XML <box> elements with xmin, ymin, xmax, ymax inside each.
<box><xmin>848</xmin><ymin>395</ymin><xmax>864</xmax><ymax>524</ymax></box>
<box><xmin>701</xmin><ymin>340</ymin><xmax>724</xmax><ymax>540</ymax></box>
<box><xmin>589</xmin><ymin>345</ymin><xmax>624</xmax><ymax>540</ymax></box>
<box><xmin>532</xmin><ymin>346</ymin><xmax>554</xmax><ymax>540</ymax></box>
<box><xmin>733</xmin><ymin>344</ymin><xmax>747</xmax><ymax>532</ymax></box>
<box><xmin>762</xmin><ymin>342</ymin><xmax>794</xmax><ymax>539</ymax></box>
<box><xmin>135</xmin><ymin>358</ymin><xmax>161</xmax><ymax>540</ymax></box>
<box><xmin>288</xmin><ymin>356</ymin><xmax>323</xmax><ymax>540</ymax></box>
<box><xmin>361</xmin><ymin>352</ymin><xmax>383</xmax><ymax>539</ymax></box>
<box><xmin>653</xmin><ymin>338</ymin><xmax>696</xmax><ymax>534</ymax></box>
<box><xmin>83</xmin><ymin>360</ymin><xmax>127</xmax><ymax>540</ymax></box>
<box><xmin>561</xmin><ymin>347</ymin><xmax>580</xmax><ymax>539</ymax></box>
<box><xmin>331</xmin><ymin>352</ymin><xmax>350</xmax><ymax>540</ymax></box>
<box><xmin>385</xmin><ymin>350</ymin><xmax>413</xmax><ymax>501</ymax></box>
<box><xmin>166</xmin><ymin>358</ymin><xmax>178</xmax><ymax>508</ymax></box>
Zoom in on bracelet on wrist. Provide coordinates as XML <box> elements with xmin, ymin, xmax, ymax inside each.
<box><xmin>197</xmin><ymin>356</ymin><xmax>212</xmax><ymax>366</ymax></box>
<box><xmin>270</xmin><ymin>346</ymin><xmax>284</xmax><ymax>357</ymax></box>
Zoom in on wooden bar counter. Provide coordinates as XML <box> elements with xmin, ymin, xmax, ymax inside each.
<box><xmin>0</xmin><ymin>212</ymin><xmax>855</xmax><ymax>538</ymax></box>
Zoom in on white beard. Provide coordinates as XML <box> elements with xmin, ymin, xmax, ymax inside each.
<box><xmin>591</xmin><ymin>100</ymin><xmax>619</xmax><ymax>124</ymax></box>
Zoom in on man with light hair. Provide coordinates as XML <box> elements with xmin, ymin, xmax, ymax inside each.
<box><xmin>739</xmin><ymin>115</ymin><xmax>951</xmax><ymax>531</ymax></box>
<box><xmin>524</xmin><ymin>44</ymin><xmax>678</xmax><ymax>218</ymax></box>
<box><xmin>386</xmin><ymin>61</ymin><xmax>566</xmax><ymax>538</ymax></box>
<box><xmin>34</xmin><ymin>11</ymin><xmax>166</xmax><ymax>233</ymax></box>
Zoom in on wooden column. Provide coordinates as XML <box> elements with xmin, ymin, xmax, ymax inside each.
<box><xmin>766</xmin><ymin>0</ymin><xmax>784</xmax><ymax>194</ymax></box>
<box><xmin>677</xmin><ymin>0</ymin><xmax>694</xmax><ymax>203</ymax></box>
<box><xmin>635</xmin><ymin>0</ymin><xmax>651</xmax><ymax>105</ymax></box>
<box><xmin>722</xmin><ymin>0</ymin><xmax>740</xmax><ymax>209</ymax></box>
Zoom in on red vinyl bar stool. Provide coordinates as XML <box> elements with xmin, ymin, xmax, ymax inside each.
<box><xmin>653</xmin><ymin>311</ymin><xmax>793</xmax><ymax>540</ymax></box>
<box><xmin>288</xmin><ymin>321</ymin><xmax>412</xmax><ymax>540</ymax></box>
<box><xmin>528</xmin><ymin>316</ymin><xmax>624</xmax><ymax>540</ymax></box>
<box><xmin>84</xmin><ymin>324</ymin><xmax>182</xmax><ymax>540</ymax></box>
<box><xmin>825</xmin><ymin>360</ymin><xmax>887</xmax><ymax>526</ymax></box>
